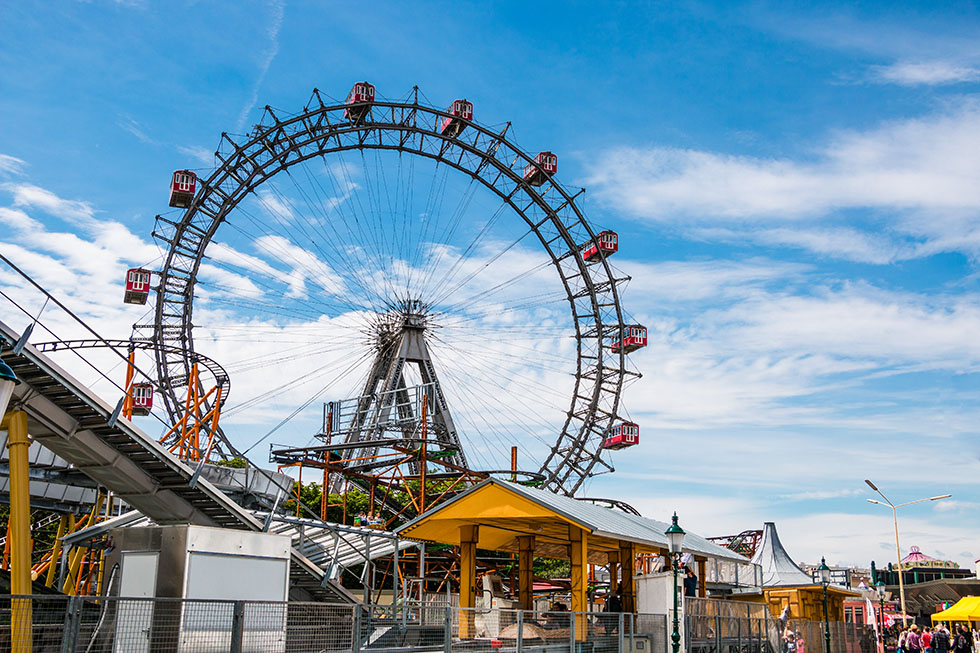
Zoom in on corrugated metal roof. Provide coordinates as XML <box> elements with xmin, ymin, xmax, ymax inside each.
<box><xmin>397</xmin><ymin>478</ymin><xmax>747</xmax><ymax>563</ymax></box>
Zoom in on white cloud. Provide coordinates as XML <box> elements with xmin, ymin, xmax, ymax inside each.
<box><xmin>872</xmin><ymin>61</ymin><xmax>980</xmax><ymax>86</ymax></box>
<box><xmin>585</xmin><ymin>100</ymin><xmax>980</xmax><ymax>262</ymax></box>
<box><xmin>254</xmin><ymin>189</ymin><xmax>294</xmax><ymax>224</ymax></box>
<box><xmin>235</xmin><ymin>0</ymin><xmax>284</xmax><ymax>132</ymax></box>
<box><xmin>695</xmin><ymin>226</ymin><xmax>918</xmax><ymax>265</ymax></box>
<box><xmin>2</xmin><ymin>183</ymin><xmax>97</xmax><ymax>224</ymax></box>
<box><xmin>176</xmin><ymin>145</ymin><xmax>214</xmax><ymax>165</ymax></box>
<box><xmin>780</xmin><ymin>489</ymin><xmax>863</xmax><ymax>501</ymax></box>
<box><xmin>0</xmin><ymin>154</ymin><xmax>26</xmax><ymax>176</ymax></box>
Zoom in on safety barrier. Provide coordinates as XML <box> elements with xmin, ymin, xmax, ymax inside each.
<box><xmin>0</xmin><ymin>595</ymin><xmax>668</xmax><ymax>652</ymax></box>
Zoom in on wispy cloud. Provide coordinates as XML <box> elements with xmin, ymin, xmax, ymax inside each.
<box><xmin>780</xmin><ymin>489</ymin><xmax>863</xmax><ymax>501</ymax></box>
<box><xmin>235</xmin><ymin>1</ymin><xmax>285</xmax><ymax>132</ymax></box>
<box><xmin>585</xmin><ymin>99</ymin><xmax>980</xmax><ymax>262</ymax></box>
<box><xmin>119</xmin><ymin>117</ymin><xmax>156</xmax><ymax>145</ymax></box>
<box><xmin>871</xmin><ymin>61</ymin><xmax>980</xmax><ymax>86</ymax></box>
<box><xmin>0</xmin><ymin>154</ymin><xmax>26</xmax><ymax>176</ymax></box>
<box><xmin>176</xmin><ymin>145</ymin><xmax>213</xmax><ymax>166</ymax></box>
<box><xmin>1</xmin><ymin>183</ymin><xmax>97</xmax><ymax>224</ymax></box>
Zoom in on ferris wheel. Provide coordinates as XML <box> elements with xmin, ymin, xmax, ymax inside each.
<box><xmin>135</xmin><ymin>84</ymin><xmax>645</xmax><ymax>496</ymax></box>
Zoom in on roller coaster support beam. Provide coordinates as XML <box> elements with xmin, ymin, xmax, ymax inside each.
<box><xmin>3</xmin><ymin>409</ymin><xmax>32</xmax><ymax>651</ymax></box>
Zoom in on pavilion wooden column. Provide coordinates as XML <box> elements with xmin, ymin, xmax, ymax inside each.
<box><xmin>608</xmin><ymin>551</ymin><xmax>619</xmax><ymax>597</ymax></box>
<box><xmin>619</xmin><ymin>542</ymin><xmax>636</xmax><ymax>613</ymax></box>
<box><xmin>517</xmin><ymin>535</ymin><xmax>535</xmax><ymax>611</ymax></box>
<box><xmin>696</xmin><ymin>556</ymin><xmax>707</xmax><ymax>598</ymax></box>
<box><xmin>570</xmin><ymin>526</ymin><xmax>589</xmax><ymax>641</ymax></box>
<box><xmin>459</xmin><ymin>524</ymin><xmax>479</xmax><ymax>638</ymax></box>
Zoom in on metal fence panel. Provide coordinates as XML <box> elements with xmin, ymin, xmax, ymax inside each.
<box><xmin>0</xmin><ymin>595</ymin><xmax>673</xmax><ymax>653</ymax></box>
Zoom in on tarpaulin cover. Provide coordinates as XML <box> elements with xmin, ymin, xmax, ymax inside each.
<box><xmin>931</xmin><ymin>596</ymin><xmax>980</xmax><ymax>622</ymax></box>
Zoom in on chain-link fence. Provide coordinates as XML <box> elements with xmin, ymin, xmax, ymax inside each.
<box><xmin>0</xmin><ymin>595</ymin><xmax>667</xmax><ymax>652</ymax></box>
<box><xmin>684</xmin><ymin>598</ymin><xmax>877</xmax><ymax>653</ymax></box>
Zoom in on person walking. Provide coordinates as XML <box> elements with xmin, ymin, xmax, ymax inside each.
<box><xmin>907</xmin><ymin>625</ymin><xmax>923</xmax><ymax>653</ymax></box>
<box><xmin>924</xmin><ymin>626</ymin><xmax>934</xmax><ymax>653</ymax></box>
<box><xmin>899</xmin><ymin>626</ymin><xmax>909</xmax><ymax>653</ymax></box>
<box><xmin>953</xmin><ymin>626</ymin><xmax>973</xmax><ymax>653</ymax></box>
<box><xmin>934</xmin><ymin>625</ymin><xmax>951</xmax><ymax>653</ymax></box>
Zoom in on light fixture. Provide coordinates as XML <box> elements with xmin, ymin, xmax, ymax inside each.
<box><xmin>817</xmin><ymin>557</ymin><xmax>831</xmax><ymax>586</ymax></box>
<box><xmin>665</xmin><ymin>512</ymin><xmax>685</xmax><ymax>555</ymax></box>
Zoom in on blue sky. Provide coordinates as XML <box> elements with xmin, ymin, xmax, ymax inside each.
<box><xmin>1</xmin><ymin>1</ymin><xmax>979</xmax><ymax>571</ymax></box>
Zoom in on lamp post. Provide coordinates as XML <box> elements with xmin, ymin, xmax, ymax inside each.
<box><xmin>875</xmin><ymin>580</ymin><xmax>886</xmax><ymax>653</ymax></box>
<box><xmin>865</xmin><ymin>479</ymin><xmax>951</xmax><ymax>627</ymax></box>
<box><xmin>818</xmin><ymin>557</ymin><xmax>832</xmax><ymax>653</ymax></box>
<box><xmin>665</xmin><ymin>513</ymin><xmax>685</xmax><ymax>653</ymax></box>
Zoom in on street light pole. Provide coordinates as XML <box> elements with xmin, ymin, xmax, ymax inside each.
<box><xmin>876</xmin><ymin>580</ymin><xmax>886</xmax><ymax>653</ymax></box>
<box><xmin>665</xmin><ymin>513</ymin><xmax>686</xmax><ymax>653</ymax></box>
<box><xmin>865</xmin><ymin>479</ymin><xmax>951</xmax><ymax>628</ymax></box>
<box><xmin>818</xmin><ymin>558</ymin><xmax>832</xmax><ymax>653</ymax></box>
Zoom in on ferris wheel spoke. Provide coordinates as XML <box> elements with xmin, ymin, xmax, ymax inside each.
<box><xmin>317</xmin><ymin>153</ymin><xmax>404</xmax><ymax>307</ymax></box>
<box><xmin>225</xmin><ymin>344</ymin><xmax>374</xmax><ymax>420</ymax></box>
<box><xmin>431</xmin><ymin>338</ymin><xmax>572</xmax><ymax>407</ymax></box>
<box><xmin>427</xmin><ymin>233</ymin><xmax>544</xmax><ymax>309</ymax></box>
<box><xmin>436</xmin><ymin>358</ymin><xmax>562</xmax><ymax>462</ymax></box>
<box><xmin>220</xmin><ymin>208</ymin><xmax>381</xmax><ymax>315</ymax></box>
<box><xmin>149</xmin><ymin>90</ymin><xmax>630</xmax><ymax>492</ymax></box>
<box><xmin>423</xmin><ymin>200</ymin><xmax>514</xmax><ymax>301</ymax></box>
<box><xmin>412</xmin><ymin>178</ymin><xmax>482</xmax><ymax>299</ymax></box>
<box><xmin>434</xmin><ymin>333</ymin><xmax>572</xmax><ymax>370</ymax></box>
<box><xmin>256</xmin><ymin>176</ymin><xmax>389</xmax><ymax>310</ymax></box>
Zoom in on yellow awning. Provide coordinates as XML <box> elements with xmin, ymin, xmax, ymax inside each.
<box><xmin>931</xmin><ymin>596</ymin><xmax>980</xmax><ymax>622</ymax></box>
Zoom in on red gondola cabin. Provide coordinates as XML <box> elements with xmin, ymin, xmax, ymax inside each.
<box><xmin>123</xmin><ymin>268</ymin><xmax>152</xmax><ymax>305</ymax></box>
<box><xmin>169</xmin><ymin>170</ymin><xmax>197</xmax><ymax>208</ymax></box>
<box><xmin>603</xmin><ymin>422</ymin><xmax>639</xmax><ymax>450</ymax></box>
<box><xmin>345</xmin><ymin>82</ymin><xmax>375</xmax><ymax>122</ymax></box>
<box><xmin>523</xmin><ymin>152</ymin><xmax>558</xmax><ymax>187</ymax></box>
<box><xmin>610</xmin><ymin>325</ymin><xmax>647</xmax><ymax>354</ymax></box>
<box><xmin>131</xmin><ymin>383</ymin><xmax>153</xmax><ymax>416</ymax></box>
<box><xmin>439</xmin><ymin>99</ymin><xmax>473</xmax><ymax>138</ymax></box>
<box><xmin>582</xmin><ymin>230</ymin><xmax>619</xmax><ymax>263</ymax></box>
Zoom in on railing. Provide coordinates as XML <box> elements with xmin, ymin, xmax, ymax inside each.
<box><xmin>684</xmin><ymin>599</ymin><xmax>876</xmax><ymax>653</ymax></box>
<box><xmin>0</xmin><ymin>595</ymin><xmax>668</xmax><ymax>653</ymax></box>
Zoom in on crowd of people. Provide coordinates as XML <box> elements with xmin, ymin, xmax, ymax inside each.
<box><xmin>890</xmin><ymin>623</ymin><xmax>977</xmax><ymax>653</ymax></box>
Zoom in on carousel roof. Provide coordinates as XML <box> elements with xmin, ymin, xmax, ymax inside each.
<box><xmin>901</xmin><ymin>546</ymin><xmax>938</xmax><ymax>564</ymax></box>
<box><xmin>749</xmin><ymin>522</ymin><xmax>815</xmax><ymax>587</ymax></box>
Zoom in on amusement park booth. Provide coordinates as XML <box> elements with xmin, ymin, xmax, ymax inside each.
<box><xmin>396</xmin><ymin>478</ymin><xmax>748</xmax><ymax>640</ymax></box>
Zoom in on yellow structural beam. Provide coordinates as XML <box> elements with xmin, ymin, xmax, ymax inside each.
<box><xmin>459</xmin><ymin>524</ymin><xmax>478</xmax><ymax>638</ymax></box>
<box><xmin>45</xmin><ymin>514</ymin><xmax>68</xmax><ymax>588</ymax></box>
<box><xmin>570</xmin><ymin>525</ymin><xmax>589</xmax><ymax>641</ymax></box>
<box><xmin>4</xmin><ymin>410</ymin><xmax>32</xmax><ymax>652</ymax></box>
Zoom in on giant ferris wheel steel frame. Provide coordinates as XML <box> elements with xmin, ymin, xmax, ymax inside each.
<box><xmin>142</xmin><ymin>87</ymin><xmax>639</xmax><ymax>496</ymax></box>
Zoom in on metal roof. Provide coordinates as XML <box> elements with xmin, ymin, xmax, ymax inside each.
<box><xmin>749</xmin><ymin>522</ymin><xmax>815</xmax><ymax>586</ymax></box>
<box><xmin>397</xmin><ymin>478</ymin><xmax>747</xmax><ymax>563</ymax></box>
